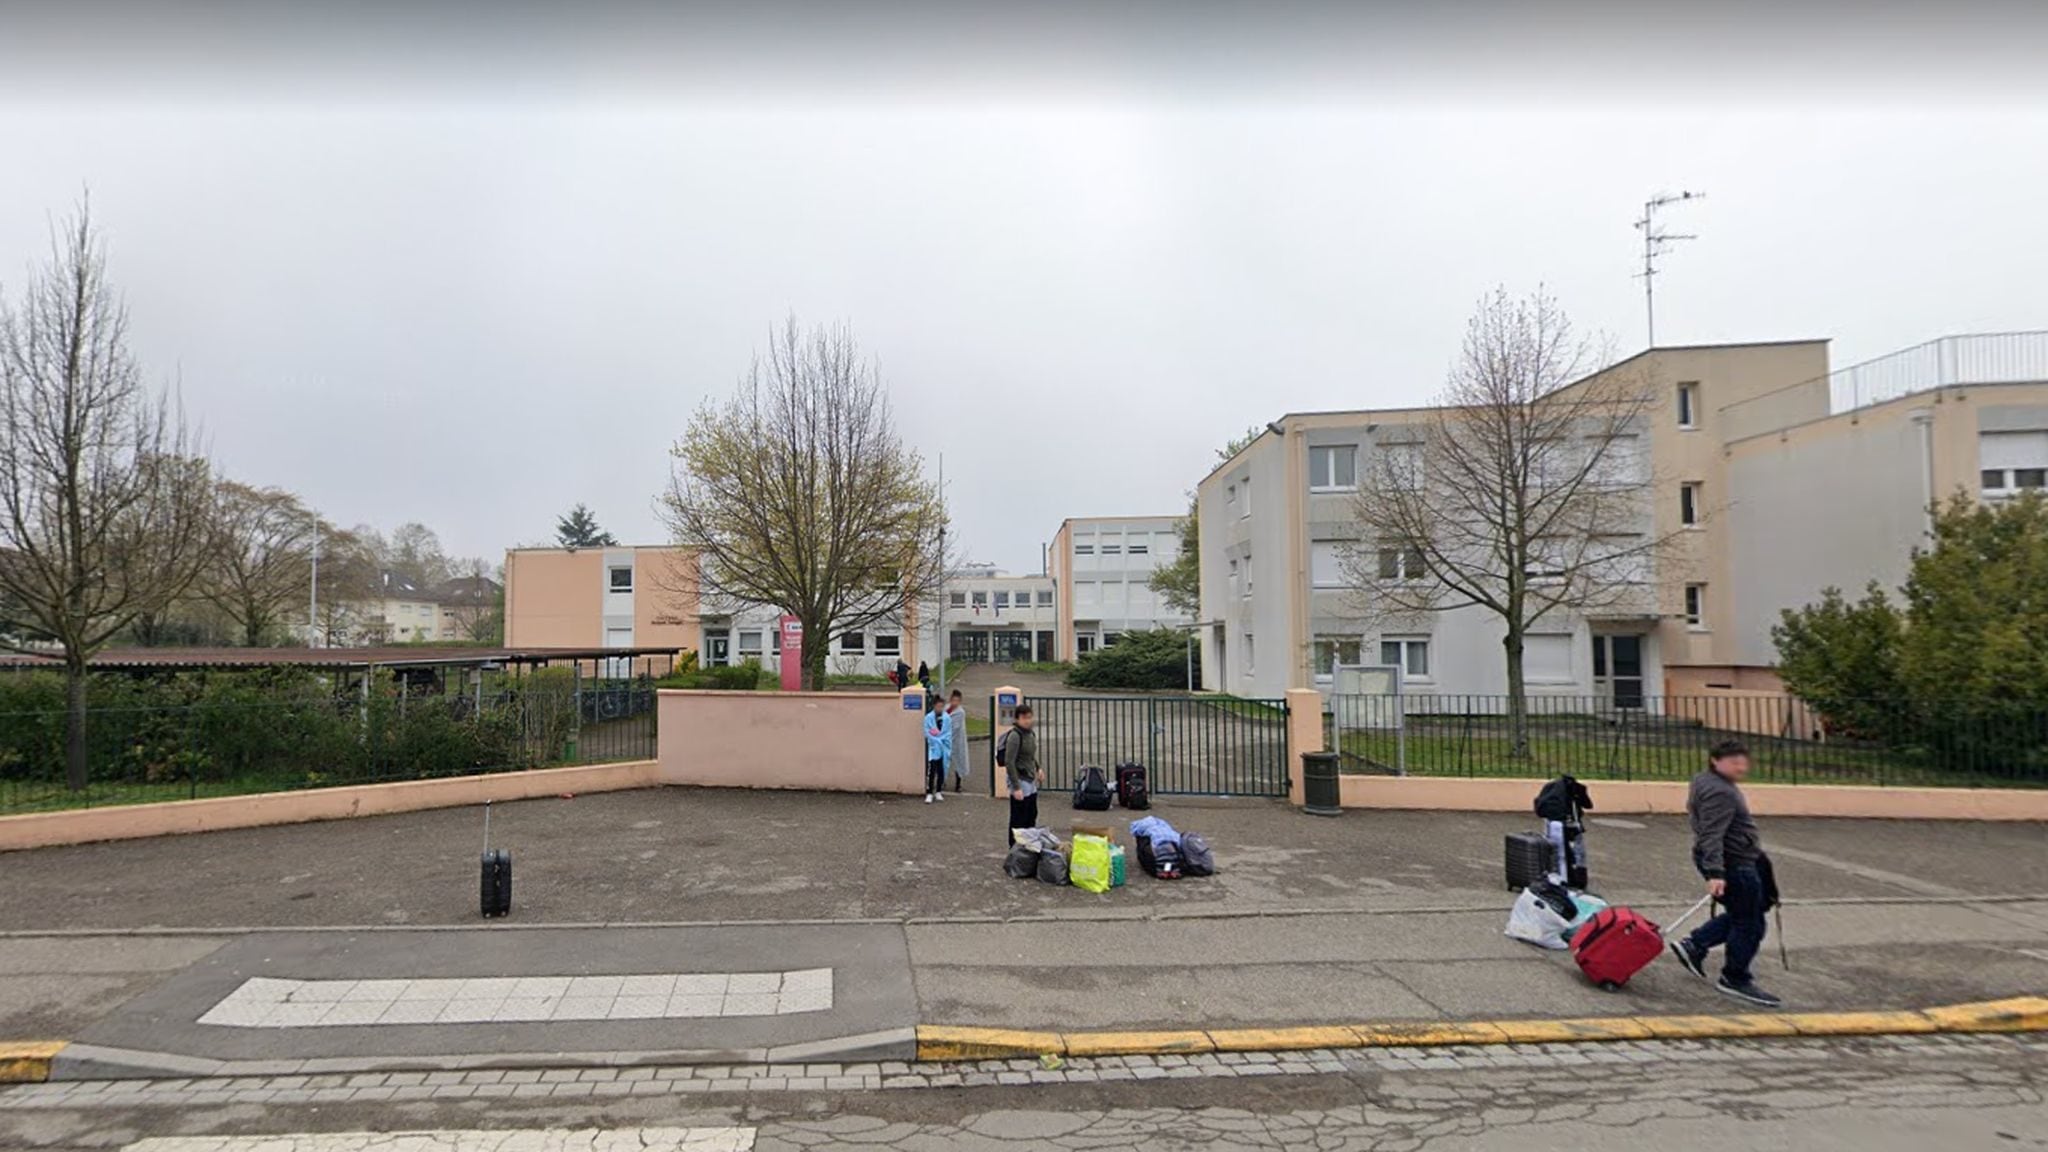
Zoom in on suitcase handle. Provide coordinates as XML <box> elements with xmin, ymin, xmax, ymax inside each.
<box><xmin>1665</xmin><ymin>894</ymin><xmax>1714</xmax><ymax>935</ymax></box>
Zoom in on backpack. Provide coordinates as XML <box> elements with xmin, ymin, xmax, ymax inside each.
<box><xmin>1181</xmin><ymin>832</ymin><xmax>1215</xmax><ymax>877</ymax></box>
<box><xmin>1534</xmin><ymin>775</ymin><xmax>1593</xmax><ymax>823</ymax></box>
<box><xmin>1072</xmin><ymin>764</ymin><xmax>1112</xmax><ymax>810</ymax></box>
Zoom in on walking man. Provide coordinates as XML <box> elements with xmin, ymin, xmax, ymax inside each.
<box><xmin>997</xmin><ymin>704</ymin><xmax>1040</xmax><ymax>845</ymax></box>
<box><xmin>1669</xmin><ymin>739</ymin><xmax>1783</xmax><ymax>1008</ymax></box>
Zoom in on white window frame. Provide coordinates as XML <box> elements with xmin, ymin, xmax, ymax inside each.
<box><xmin>1037</xmin><ymin>589</ymin><xmax>1055</xmax><ymax>607</ymax></box>
<box><xmin>1308</xmin><ymin>444</ymin><xmax>1358</xmax><ymax>492</ymax></box>
<box><xmin>1684</xmin><ymin>583</ymin><xmax>1707</xmax><ymax>630</ymax></box>
<box><xmin>839</xmin><ymin>631</ymin><xmax>866</xmax><ymax>654</ymax></box>
<box><xmin>1377</xmin><ymin>442</ymin><xmax>1424</xmax><ymax>491</ymax></box>
<box><xmin>1239</xmin><ymin>476</ymin><xmax>1252</xmax><ymax>518</ymax></box>
<box><xmin>608</xmin><ymin>565</ymin><xmax>633</xmax><ymax>592</ymax></box>
<box><xmin>1128</xmin><ymin>542</ymin><xmax>1149</xmax><ymax>555</ymax></box>
<box><xmin>971</xmin><ymin>591</ymin><xmax>988</xmax><ymax>609</ymax></box>
<box><xmin>994</xmin><ymin>591</ymin><xmax>1010</xmax><ymax>610</ymax></box>
<box><xmin>1311</xmin><ymin>541</ymin><xmax>1348</xmax><ymax>589</ymax></box>
<box><xmin>1379</xmin><ymin>636</ymin><xmax>1431</xmax><ymax>680</ymax></box>
<box><xmin>1243</xmin><ymin>552</ymin><xmax>1254</xmax><ymax>597</ymax></box>
<box><xmin>1680</xmin><ymin>482</ymin><xmax>1702</xmax><ymax>527</ymax></box>
<box><xmin>1376</xmin><ymin>544</ymin><xmax>1425</xmax><ymax>583</ymax></box>
<box><xmin>1311</xmin><ymin>635</ymin><xmax>1362</xmax><ymax>682</ymax></box>
<box><xmin>1676</xmin><ymin>382</ymin><xmax>1699</xmax><ymax>429</ymax></box>
<box><xmin>873</xmin><ymin>633</ymin><xmax>901</xmax><ymax>656</ymax></box>
<box><xmin>948</xmin><ymin>591</ymin><xmax>967</xmax><ymax>608</ymax></box>
<box><xmin>1243</xmin><ymin>632</ymin><xmax>1256</xmax><ymax>675</ymax></box>
<box><xmin>1074</xmin><ymin>543</ymin><xmax>1095</xmax><ymax>555</ymax></box>
<box><xmin>1101</xmin><ymin>543</ymin><xmax>1122</xmax><ymax>555</ymax></box>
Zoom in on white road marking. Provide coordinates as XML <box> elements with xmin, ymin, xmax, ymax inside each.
<box><xmin>125</xmin><ymin>1130</ymin><xmax>756</xmax><ymax>1151</ymax></box>
<box><xmin>196</xmin><ymin>969</ymin><xmax>831</xmax><ymax>1028</ymax></box>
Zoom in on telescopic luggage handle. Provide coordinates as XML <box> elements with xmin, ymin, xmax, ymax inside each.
<box><xmin>1665</xmin><ymin>893</ymin><xmax>1714</xmax><ymax>934</ymax></box>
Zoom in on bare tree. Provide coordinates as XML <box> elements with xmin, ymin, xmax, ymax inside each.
<box><xmin>0</xmin><ymin>203</ymin><xmax>217</xmax><ymax>790</ymax></box>
<box><xmin>202</xmin><ymin>480</ymin><xmax>318</xmax><ymax>646</ymax></box>
<box><xmin>312</xmin><ymin>525</ymin><xmax>382</xmax><ymax>646</ymax></box>
<box><xmin>1343</xmin><ymin>287</ymin><xmax>1679</xmax><ymax>756</ymax></box>
<box><xmin>661</xmin><ymin>317</ymin><xmax>950</xmax><ymax>690</ymax></box>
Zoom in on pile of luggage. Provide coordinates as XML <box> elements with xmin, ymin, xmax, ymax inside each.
<box><xmin>1002</xmin><ymin>761</ymin><xmax>1217</xmax><ymax>891</ymax></box>
<box><xmin>1503</xmin><ymin>774</ymin><xmax>1708</xmax><ymax>991</ymax></box>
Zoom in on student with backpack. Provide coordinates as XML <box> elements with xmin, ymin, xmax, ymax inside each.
<box><xmin>997</xmin><ymin>704</ymin><xmax>1040</xmax><ymax>845</ymax></box>
<box><xmin>923</xmin><ymin>698</ymin><xmax>952</xmax><ymax>804</ymax></box>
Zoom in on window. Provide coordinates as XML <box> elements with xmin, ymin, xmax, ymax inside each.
<box><xmin>994</xmin><ymin>591</ymin><xmax>1010</xmax><ymax>609</ymax></box>
<box><xmin>1376</xmin><ymin>545</ymin><xmax>1425</xmax><ymax>582</ymax></box>
<box><xmin>874</xmin><ymin>634</ymin><xmax>901</xmax><ymax>656</ymax></box>
<box><xmin>737</xmin><ymin>630</ymin><xmax>764</xmax><ymax>657</ymax></box>
<box><xmin>1227</xmin><ymin>559</ymin><xmax>1240</xmax><ymax>600</ymax></box>
<box><xmin>1075</xmin><ymin>543</ymin><xmax>1095</xmax><ymax>555</ymax></box>
<box><xmin>949</xmin><ymin>591</ymin><xmax>967</xmax><ymax>608</ymax></box>
<box><xmin>971</xmin><ymin>591</ymin><xmax>987</xmax><ymax>609</ymax></box>
<box><xmin>1311</xmin><ymin>541</ymin><xmax>1347</xmax><ymax>588</ymax></box>
<box><xmin>839</xmin><ymin>631</ymin><xmax>865</xmax><ymax>653</ymax></box>
<box><xmin>1243</xmin><ymin>632</ymin><xmax>1255</xmax><ymax>674</ymax></box>
<box><xmin>1525</xmin><ymin>634</ymin><xmax>1573</xmax><ymax>684</ymax></box>
<box><xmin>1101</xmin><ymin>543</ymin><xmax>1122</xmax><ymax>555</ymax></box>
<box><xmin>608</xmin><ymin>565</ymin><xmax>633</xmax><ymax>592</ymax></box>
<box><xmin>1676</xmin><ymin>382</ymin><xmax>1698</xmax><ymax>428</ymax></box>
<box><xmin>1379</xmin><ymin>637</ymin><xmax>1430</xmax><ymax>678</ymax></box>
<box><xmin>1239</xmin><ymin>477</ymin><xmax>1252</xmax><ymax>517</ymax></box>
<box><xmin>1525</xmin><ymin>540</ymin><xmax>1568</xmax><ymax>586</ymax></box>
<box><xmin>1312</xmin><ymin>636</ymin><xmax>1362</xmax><ymax>679</ymax></box>
<box><xmin>1684</xmin><ymin>584</ymin><xmax>1706</xmax><ymax>629</ymax></box>
<box><xmin>1128</xmin><ymin>542</ymin><xmax>1149</xmax><ymax>555</ymax></box>
<box><xmin>1309</xmin><ymin>444</ymin><xmax>1358</xmax><ymax>491</ymax></box>
<box><xmin>1243</xmin><ymin>552</ymin><xmax>1253</xmax><ymax>596</ymax></box>
<box><xmin>1225</xmin><ymin>483</ymin><xmax>1237</xmax><ymax>505</ymax></box>
<box><xmin>1377</xmin><ymin>442</ymin><xmax>1423</xmax><ymax>490</ymax></box>
<box><xmin>1680</xmin><ymin>482</ymin><xmax>1701</xmax><ymax>526</ymax></box>
<box><xmin>2024</xmin><ymin>469</ymin><xmax>2048</xmax><ymax>489</ymax></box>
<box><xmin>1037</xmin><ymin>590</ymin><xmax>1054</xmax><ymax>607</ymax></box>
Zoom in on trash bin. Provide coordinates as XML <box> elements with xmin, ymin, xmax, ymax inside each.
<box><xmin>1301</xmin><ymin>751</ymin><xmax>1341</xmax><ymax>816</ymax></box>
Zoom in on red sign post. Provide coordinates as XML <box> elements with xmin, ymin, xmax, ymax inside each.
<box><xmin>779</xmin><ymin>616</ymin><xmax>804</xmax><ymax>692</ymax></box>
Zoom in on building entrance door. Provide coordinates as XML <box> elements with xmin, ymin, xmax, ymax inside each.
<box><xmin>1593</xmin><ymin>634</ymin><xmax>1645</xmax><ymax>710</ymax></box>
<box><xmin>706</xmin><ymin>630</ymin><xmax>731</xmax><ymax>667</ymax></box>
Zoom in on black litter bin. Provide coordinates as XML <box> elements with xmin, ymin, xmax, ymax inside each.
<box><xmin>1301</xmin><ymin>750</ymin><xmax>1341</xmax><ymax>816</ymax></box>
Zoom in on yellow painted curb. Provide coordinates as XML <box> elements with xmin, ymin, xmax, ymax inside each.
<box><xmin>1490</xmin><ymin>1017</ymin><xmax>1656</xmax><ymax>1044</ymax></box>
<box><xmin>1064</xmin><ymin>1030</ymin><xmax>1214</xmax><ymax>1058</ymax></box>
<box><xmin>915</xmin><ymin>1026</ymin><xmax>1062</xmax><ymax>1061</ymax></box>
<box><xmin>916</xmin><ymin>996</ymin><xmax>2048</xmax><ymax>1063</ymax></box>
<box><xmin>1920</xmin><ymin>996</ymin><xmax>2048</xmax><ymax>1034</ymax></box>
<box><xmin>0</xmin><ymin>1042</ymin><xmax>65</xmax><ymax>1084</ymax></box>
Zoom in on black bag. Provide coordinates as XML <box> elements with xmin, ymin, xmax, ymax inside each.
<box><xmin>1534</xmin><ymin>775</ymin><xmax>1593</xmax><ymax>822</ymax></box>
<box><xmin>1181</xmin><ymin>832</ymin><xmax>1215</xmax><ymax>877</ymax></box>
<box><xmin>1037</xmin><ymin>849</ymin><xmax>1070</xmax><ymax>885</ymax></box>
<box><xmin>1072</xmin><ymin>764</ymin><xmax>1112</xmax><ymax>811</ymax></box>
<box><xmin>1135</xmin><ymin>833</ymin><xmax>1183</xmax><ymax>879</ymax></box>
<box><xmin>480</xmin><ymin>848</ymin><xmax>512</xmax><ymax>918</ymax></box>
<box><xmin>1528</xmin><ymin>878</ymin><xmax>1578</xmax><ymax>921</ymax></box>
<box><xmin>1114</xmin><ymin>762</ymin><xmax>1151</xmax><ymax>809</ymax></box>
<box><xmin>1504</xmin><ymin>832</ymin><xmax>1553</xmax><ymax>892</ymax></box>
<box><xmin>1004</xmin><ymin>843</ymin><xmax>1042</xmax><ymax>879</ymax></box>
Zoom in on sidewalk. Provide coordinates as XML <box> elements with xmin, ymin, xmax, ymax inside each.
<box><xmin>3</xmin><ymin>786</ymin><xmax>2045</xmax><ymax>1076</ymax></box>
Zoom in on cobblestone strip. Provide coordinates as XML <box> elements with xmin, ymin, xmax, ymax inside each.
<box><xmin>0</xmin><ymin>1033</ymin><xmax>2038</xmax><ymax>1111</ymax></box>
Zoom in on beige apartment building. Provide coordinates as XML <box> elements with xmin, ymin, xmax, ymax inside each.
<box><xmin>1199</xmin><ymin>331</ymin><xmax>2048</xmax><ymax>704</ymax></box>
<box><xmin>1046</xmin><ymin>515</ymin><xmax>1189</xmax><ymax>660</ymax></box>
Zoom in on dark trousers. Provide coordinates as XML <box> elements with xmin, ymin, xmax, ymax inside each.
<box><xmin>1688</xmin><ymin>862</ymin><xmax>1767</xmax><ymax>984</ymax></box>
<box><xmin>1007</xmin><ymin>791</ymin><xmax>1038</xmax><ymax>845</ymax></box>
<box><xmin>926</xmin><ymin>758</ymin><xmax>945</xmax><ymax>795</ymax></box>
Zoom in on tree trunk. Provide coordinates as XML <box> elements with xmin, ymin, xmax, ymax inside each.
<box><xmin>799</xmin><ymin>622</ymin><xmax>827</xmax><ymax>692</ymax></box>
<box><xmin>64</xmin><ymin>657</ymin><xmax>90</xmax><ymax>792</ymax></box>
<box><xmin>1502</xmin><ymin>628</ymin><xmax>1529</xmax><ymax>760</ymax></box>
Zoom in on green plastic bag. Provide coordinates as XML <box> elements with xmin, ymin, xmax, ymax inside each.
<box><xmin>1071</xmin><ymin>834</ymin><xmax>1113</xmax><ymax>894</ymax></box>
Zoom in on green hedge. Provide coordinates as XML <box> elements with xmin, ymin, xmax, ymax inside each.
<box><xmin>1063</xmin><ymin>629</ymin><xmax>1197</xmax><ymax>690</ymax></box>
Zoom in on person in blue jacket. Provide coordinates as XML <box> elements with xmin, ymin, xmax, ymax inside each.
<box><xmin>923</xmin><ymin>697</ymin><xmax>953</xmax><ymax>804</ymax></box>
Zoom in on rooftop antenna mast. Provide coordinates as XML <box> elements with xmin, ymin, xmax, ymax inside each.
<box><xmin>1633</xmin><ymin>190</ymin><xmax>1704</xmax><ymax>347</ymax></box>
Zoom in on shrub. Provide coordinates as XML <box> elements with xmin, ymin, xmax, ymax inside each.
<box><xmin>1064</xmin><ymin>629</ymin><xmax>1196</xmax><ymax>691</ymax></box>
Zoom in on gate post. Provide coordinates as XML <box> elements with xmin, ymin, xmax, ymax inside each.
<box><xmin>1284</xmin><ymin>688</ymin><xmax>1325</xmax><ymax>809</ymax></box>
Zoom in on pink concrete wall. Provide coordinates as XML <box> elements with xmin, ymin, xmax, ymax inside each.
<box><xmin>1338</xmin><ymin>774</ymin><xmax>2048</xmax><ymax>821</ymax></box>
<box><xmin>658</xmin><ymin>689</ymin><xmax>927</xmax><ymax>794</ymax></box>
<box><xmin>0</xmin><ymin>760</ymin><xmax>663</xmax><ymax>853</ymax></box>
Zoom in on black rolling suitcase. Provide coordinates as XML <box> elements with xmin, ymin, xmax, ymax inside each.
<box><xmin>1115</xmin><ymin>762</ymin><xmax>1151</xmax><ymax>810</ymax></box>
<box><xmin>480</xmin><ymin>801</ymin><xmax>512</xmax><ymax>918</ymax></box>
<box><xmin>1504</xmin><ymin>831</ymin><xmax>1553</xmax><ymax>892</ymax></box>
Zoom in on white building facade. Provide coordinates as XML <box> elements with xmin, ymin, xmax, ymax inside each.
<box><xmin>1048</xmin><ymin>515</ymin><xmax>1189</xmax><ymax>660</ymax></box>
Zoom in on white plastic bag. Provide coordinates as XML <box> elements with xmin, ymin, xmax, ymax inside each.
<box><xmin>1504</xmin><ymin>887</ymin><xmax>1574</xmax><ymax>950</ymax></box>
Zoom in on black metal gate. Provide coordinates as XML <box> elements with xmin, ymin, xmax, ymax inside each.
<box><xmin>988</xmin><ymin>694</ymin><xmax>1291</xmax><ymax>798</ymax></box>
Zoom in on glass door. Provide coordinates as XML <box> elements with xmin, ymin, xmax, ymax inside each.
<box><xmin>1592</xmin><ymin>635</ymin><xmax>1644</xmax><ymax>710</ymax></box>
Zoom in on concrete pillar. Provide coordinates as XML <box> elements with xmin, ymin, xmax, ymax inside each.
<box><xmin>1285</xmin><ymin>688</ymin><xmax>1325</xmax><ymax>809</ymax></box>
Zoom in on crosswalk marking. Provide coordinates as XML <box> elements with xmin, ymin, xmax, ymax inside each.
<box><xmin>196</xmin><ymin>969</ymin><xmax>832</xmax><ymax>1028</ymax></box>
<box><xmin>125</xmin><ymin>1129</ymin><xmax>757</xmax><ymax>1151</ymax></box>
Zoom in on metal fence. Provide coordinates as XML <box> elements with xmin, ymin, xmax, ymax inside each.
<box><xmin>0</xmin><ymin>679</ymin><xmax>658</xmax><ymax>815</ymax></box>
<box><xmin>1323</xmin><ymin>693</ymin><xmax>2048</xmax><ymax>788</ymax></box>
<box><xmin>993</xmin><ymin>694</ymin><xmax>1291</xmax><ymax>798</ymax></box>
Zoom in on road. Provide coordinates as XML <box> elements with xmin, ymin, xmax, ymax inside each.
<box><xmin>4</xmin><ymin>1032</ymin><xmax>2043</xmax><ymax>1149</ymax></box>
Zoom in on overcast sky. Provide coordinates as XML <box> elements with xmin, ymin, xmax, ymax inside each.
<box><xmin>3</xmin><ymin>3</ymin><xmax>2045</xmax><ymax>573</ymax></box>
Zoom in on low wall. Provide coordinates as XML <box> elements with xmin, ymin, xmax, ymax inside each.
<box><xmin>1337</xmin><ymin>775</ymin><xmax>2048</xmax><ymax>821</ymax></box>
<box><xmin>0</xmin><ymin>760</ymin><xmax>663</xmax><ymax>853</ymax></box>
<box><xmin>658</xmin><ymin>689</ymin><xmax>926</xmax><ymax>795</ymax></box>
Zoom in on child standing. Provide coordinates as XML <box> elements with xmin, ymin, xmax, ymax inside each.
<box><xmin>923</xmin><ymin>698</ymin><xmax>952</xmax><ymax>803</ymax></box>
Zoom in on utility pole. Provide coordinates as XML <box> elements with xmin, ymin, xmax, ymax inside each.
<box><xmin>934</xmin><ymin>452</ymin><xmax>947</xmax><ymax>700</ymax></box>
<box><xmin>1633</xmin><ymin>190</ymin><xmax>1704</xmax><ymax>347</ymax></box>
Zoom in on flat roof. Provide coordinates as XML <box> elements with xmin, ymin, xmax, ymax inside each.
<box><xmin>0</xmin><ymin>645</ymin><xmax>685</xmax><ymax>672</ymax></box>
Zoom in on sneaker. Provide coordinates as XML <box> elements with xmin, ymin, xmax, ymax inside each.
<box><xmin>934</xmin><ymin>791</ymin><xmax>945</xmax><ymax>801</ymax></box>
<box><xmin>1668</xmin><ymin>938</ymin><xmax>1708</xmax><ymax>981</ymax></box>
<box><xmin>924</xmin><ymin>794</ymin><xmax>934</xmax><ymax>804</ymax></box>
<box><xmin>1716</xmin><ymin>976</ymin><xmax>1783</xmax><ymax>1009</ymax></box>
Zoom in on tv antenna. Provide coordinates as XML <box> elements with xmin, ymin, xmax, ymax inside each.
<box><xmin>1633</xmin><ymin>190</ymin><xmax>1704</xmax><ymax>347</ymax></box>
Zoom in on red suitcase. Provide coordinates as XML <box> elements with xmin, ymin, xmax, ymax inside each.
<box><xmin>1571</xmin><ymin>896</ymin><xmax>1711</xmax><ymax>990</ymax></box>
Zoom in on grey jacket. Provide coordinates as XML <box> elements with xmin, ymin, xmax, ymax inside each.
<box><xmin>1000</xmin><ymin>727</ymin><xmax>1040</xmax><ymax>797</ymax></box>
<box><xmin>1688</xmin><ymin>767</ymin><xmax>1762</xmax><ymax>879</ymax></box>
